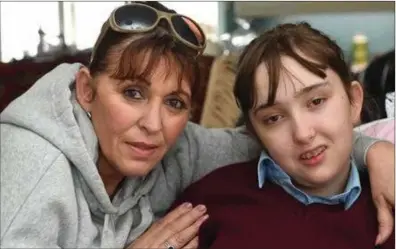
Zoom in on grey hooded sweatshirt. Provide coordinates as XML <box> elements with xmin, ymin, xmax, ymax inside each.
<box><xmin>0</xmin><ymin>63</ymin><xmax>375</xmax><ymax>248</ymax></box>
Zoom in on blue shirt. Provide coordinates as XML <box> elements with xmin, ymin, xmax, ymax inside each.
<box><xmin>257</xmin><ymin>151</ymin><xmax>362</xmax><ymax>210</ymax></box>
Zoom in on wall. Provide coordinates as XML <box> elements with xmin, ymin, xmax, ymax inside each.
<box><xmin>251</xmin><ymin>12</ymin><xmax>395</xmax><ymax>61</ymax></box>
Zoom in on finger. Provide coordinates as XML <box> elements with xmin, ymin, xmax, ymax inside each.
<box><xmin>182</xmin><ymin>236</ymin><xmax>199</xmax><ymax>249</ymax></box>
<box><xmin>165</xmin><ymin>215</ymin><xmax>208</xmax><ymax>248</ymax></box>
<box><xmin>129</xmin><ymin>206</ymin><xmax>204</xmax><ymax>249</ymax></box>
<box><xmin>152</xmin><ymin>203</ymin><xmax>193</xmax><ymax>231</ymax></box>
<box><xmin>374</xmin><ymin>197</ymin><xmax>394</xmax><ymax>245</ymax></box>
<box><xmin>154</xmin><ymin>205</ymin><xmax>207</xmax><ymax>245</ymax></box>
<box><xmin>154</xmin><ymin>210</ymin><xmax>208</xmax><ymax>248</ymax></box>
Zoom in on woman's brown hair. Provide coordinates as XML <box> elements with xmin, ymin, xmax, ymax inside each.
<box><xmin>234</xmin><ymin>22</ymin><xmax>353</xmax><ymax>120</ymax></box>
<box><xmin>88</xmin><ymin>2</ymin><xmax>201</xmax><ymax>105</ymax></box>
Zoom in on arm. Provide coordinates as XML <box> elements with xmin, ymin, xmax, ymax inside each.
<box><xmin>365</xmin><ymin>140</ymin><xmax>395</xmax><ymax>245</ymax></box>
<box><xmin>1</xmin><ymin>168</ymin><xmax>65</xmax><ymax>248</ymax></box>
<box><xmin>1</xmin><ymin>189</ymin><xmax>63</xmax><ymax>248</ymax></box>
<box><xmin>180</xmin><ymin>122</ymin><xmax>261</xmax><ymax>184</ymax></box>
<box><xmin>0</xmin><ymin>124</ymin><xmax>70</xmax><ymax>248</ymax></box>
<box><xmin>351</xmin><ymin>129</ymin><xmax>395</xmax><ymax>246</ymax></box>
<box><xmin>351</xmin><ymin>130</ymin><xmax>381</xmax><ymax>169</ymax></box>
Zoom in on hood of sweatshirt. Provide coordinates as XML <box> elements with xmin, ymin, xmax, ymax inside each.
<box><xmin>0</xmin><ymin>63</ymin><xmax>159</xmax><ymax>217</ymax></box>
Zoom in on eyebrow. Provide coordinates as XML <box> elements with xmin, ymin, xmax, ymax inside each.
<box><xmin>171</xmin><ymin>90</ymin><xmax>191</xmax><ymax>100</ymax></box>
<box><xmin>117</xmin><ymin>76</ymin><xmax>151</xmax><ymax>87</ymax></box>
<box><xmin>253</xmin><ymin>81</ymin><xmax>329</xmax><ymax>114</ymax></box>
<box><xmin>119</xmin><ymin>77</ymin><xmax>191</xmax><ymax>99</ymax></box>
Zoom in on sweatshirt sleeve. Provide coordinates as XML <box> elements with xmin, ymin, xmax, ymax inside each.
<box><xmin>1</xmin><ymin>191</ymin><xmax>63</xmax><ymax>248</ymax></box>
<box><xmin>179</xmin><ymin>122</ymin><xmax>380</xmax><ymax>185</ymax></box>
<box><xmin>1</xmin><ymin>153</ymin><xmax>77</xmax><ymax>248</ymax></box>
<box><xmin>352</xmin><ymin>130</ymin><xmax>381</xmax><ymax>168</ymax></box>
<box><xmin>180</xmin><ymin>122</ymin><xmax>261</xmax><ymax>183</ymax></box>
<box><xmin>1</xmin><ymin>125</ymin><xmax>75</xmax><ymax>248</ymax></box>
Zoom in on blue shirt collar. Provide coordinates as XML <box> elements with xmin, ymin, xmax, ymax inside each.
<box><xmin>257</xmin><ymin>151</ymin><xmax>362</xmax><ymax>210</ymax></box>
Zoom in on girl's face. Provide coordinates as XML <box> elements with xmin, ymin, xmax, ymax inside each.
<box><xmin>249</xmin><ymin>55</ymin><xmax>363</xmax><ymax>196</ymax></box>
<box><xmin>77</xmin><ymin>56</ymin><xmax>191</xmax><ymax>178</ymax></box>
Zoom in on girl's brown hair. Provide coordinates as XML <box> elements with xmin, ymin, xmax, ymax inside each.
<box><xmin>234</xmin><ymin>22</ymin><xmax>353</xmax><ymax>120</ymax></box>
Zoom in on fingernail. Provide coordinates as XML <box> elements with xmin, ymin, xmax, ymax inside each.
<box><xmin>196</xmin><ymin>205</ymin><xmax>206</xmax><ymax>212</ymax></box>
<box><xmin>375</xmin><ymin>236</ymin><xmax>380</xmax><ymax>246</ymax></box>
<box><xmin>183</xmin><ymin>202</ymin><xmax>192</xmax><ymax>209</ymax></box>
<box><xmin>197</xmin><ymin>215</ymin><xmax>209</xmax><ymax>224</ymax></box>
<box><xmin>201</xmin><ymin>214</ymin><xmax>209</xmax><ymax>221</ymax></box>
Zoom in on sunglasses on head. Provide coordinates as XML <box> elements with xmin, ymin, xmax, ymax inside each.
<box><xmin>91</xmin><ymin>3</ymin><xmax>207</xmax><ymax>62</ymax></box>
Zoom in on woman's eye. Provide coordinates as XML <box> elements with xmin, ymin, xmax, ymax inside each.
<box><xmin>124</xmin><ymin>89</ymin><xmax>143</xmax><ymax>99</ymax></box>
<box><xmin>166</xmin><ymin>98</ymin><xmax>185</xmax><ymax>110</ymax></box>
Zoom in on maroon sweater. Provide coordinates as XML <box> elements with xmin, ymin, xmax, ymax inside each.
<box><xmin>172</xmin><ymin>159</ymin><xmax>394</xmax><ymax>249</ymax></box>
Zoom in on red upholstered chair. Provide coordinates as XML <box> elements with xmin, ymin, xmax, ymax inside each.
<box><xmin>0</xmin><ymin>52</ymin><xmax>214</xmax><ymax>123</ymax></box>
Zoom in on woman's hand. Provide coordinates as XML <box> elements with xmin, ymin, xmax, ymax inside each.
<box><xmin>128</xmin><ymin>202</ymin><xmax>208</xmax><ymax>249</ymax></box>
<box><xmin>366</xmin><ymin>141</ymin><xmax>395</xmax><ymax>245</ymax></box>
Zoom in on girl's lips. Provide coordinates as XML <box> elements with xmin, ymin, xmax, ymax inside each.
<box><xmin>299</xmin><ymin>147</ymin><xmax>327</xmax><ymax>167</ymax></box>
<box><xmin>300</xmin><ymin>145</ymin><xmax>326</xmax><ymax>160</ymax></box>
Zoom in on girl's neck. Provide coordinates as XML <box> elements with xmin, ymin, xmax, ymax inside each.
<box><xmin>293</xmin><ymin>164</ymin><xmax>351</xmax><ymax>198</ymax></box>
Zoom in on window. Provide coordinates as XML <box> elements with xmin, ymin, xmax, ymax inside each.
<box><xmin>161</xmin><ymin>2</ymin><xmax>218</xmax><ymax>26</ymax></box>
<box><xmin>66</xmin><ymin>2</ymin><xmax>124</xmax><ymax>50</ymax></box>
<box><xmin>0</xmin><ymin>2</ymin><xmax>60</xmax><ymax>62</ymax></box>
<box><xmin>161</xmin><ymin>2</ymin><xmax>219</xmax><ymax>40</ymax></box>
<box><xmin>0</xmin><ymin>1</ymin><xmax>220</xmax><ymax>62</ymax></box>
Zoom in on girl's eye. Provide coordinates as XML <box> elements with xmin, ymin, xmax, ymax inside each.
<box><xmin>263</xmin><ymin>115</ymin><xmax>283</xmax><ymax>125</ymax></box>
<box><xmin>166</xmin><ymin>98</ymin><xmax>186</xmax><ymax>110</ymax></box>
<box><xmin>124</xmin><ymin>89</ymin><xmax>144</xmax><ymax>99</ymax></box>
<box><xmin>309</xmin><ymin>98</ymin><xmax>326</xmax><ymax>108</ymax></box>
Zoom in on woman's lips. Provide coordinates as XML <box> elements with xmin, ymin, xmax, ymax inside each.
<box><xmin>127</xmin><ymin>142</ymin><xmax>159</xmax><ymax>158</ymax></box>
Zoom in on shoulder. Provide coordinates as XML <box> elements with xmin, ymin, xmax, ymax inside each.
<box><xmin>203</xmin><ymin>158</ymin><xmax>259</xmax><ymax>181</ymax></box>
<box><xmin>169</xmin><ymin>159</ymin><xmax>259</xmax><ymax>210</ymax></box>
<box><xmin>182</xmin><ymin>158</ymin><xmax>259</xmax><ymax>195</ymax></box>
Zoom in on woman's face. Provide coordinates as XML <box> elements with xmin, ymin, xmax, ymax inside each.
<box><xmin>248</xmin><ymin>55</ymin><xmax>363</xmax><ymax>196</ymax></box>
<box><xmin>77</xmin><ymin>57</ymin><xmax>191</xmax><ymax>177</ymax></box>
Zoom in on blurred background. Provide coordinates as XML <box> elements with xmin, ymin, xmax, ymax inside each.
<box><xmin>0</xmin><ymin>1</ymin><xmax>394</xmax><ymax>127</ymax></box>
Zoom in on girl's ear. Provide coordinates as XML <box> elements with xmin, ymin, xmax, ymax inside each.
<box><xmin>75</xmin><ymin>67</ymin><xmax>95</xmax><ymax>112</ymax></box>
<box><xmin>349</xmin><ymin>81</ymin><xmax>364</xmax><ymax>126</ymax></box>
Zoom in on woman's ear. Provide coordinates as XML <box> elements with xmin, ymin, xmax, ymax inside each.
<box><xmin>75</xmin><ymin>67</ymin><xmax>95</xmax><ymax>112</ymax></box>
<box><xmin>349</xmin><ymin>81</ymin><xmax>364</xmax><ymax>126</ymax></box>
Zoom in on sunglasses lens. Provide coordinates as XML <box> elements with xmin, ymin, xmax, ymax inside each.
<box><xmin>114</xmin><ymin>5</ymin><xmax>157</xmax><ymax>30</ymax></box>
<box><xmin>171</xmin><ymin>16</ymin><xmax>204</xmax><ymax>47</ymax></box>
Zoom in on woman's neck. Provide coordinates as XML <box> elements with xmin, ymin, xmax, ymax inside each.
<box><xmin>97</xmin><ymin>153</ymin><xmax>125</xmax><ymax>196</ymax></box>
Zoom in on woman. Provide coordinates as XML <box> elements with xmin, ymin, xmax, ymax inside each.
<box><xmin>0</xmin><ymin>2</ymin><xmax>394</xmax><ymax>249</ymax></box>
<box><xmin>170</xmin><ymin>22</ymin><xmax>394</xmax><ymax>249</ymax></box>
